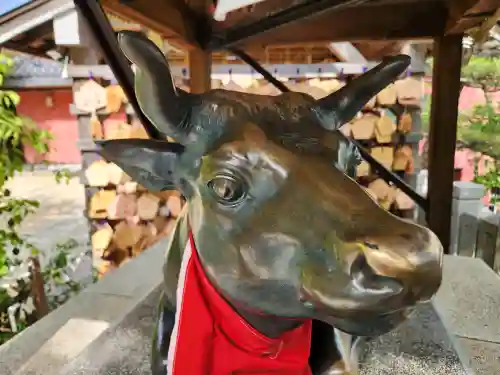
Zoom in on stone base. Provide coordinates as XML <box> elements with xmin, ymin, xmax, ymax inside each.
<box><xmin>358</xmin><ymin>304</ymin><xmax>467</xmax><ymax>374</ymax></box>
<box><xmin>57</xmin><ymin>288</ymin><xmax>467</xmax><ymax>375</ymax></box>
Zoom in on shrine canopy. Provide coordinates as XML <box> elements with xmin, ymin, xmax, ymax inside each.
<box><xmin>100</xmin><ymin>0</ymin><xmax>499</xmax><ymax>51</ymax></box>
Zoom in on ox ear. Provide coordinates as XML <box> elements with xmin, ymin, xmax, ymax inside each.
<box><xmin>314</xmin><ymin>55</ymin><xmax>411</xmax><ymax>129</ymax></box>
<box><xmin>118</xmin><ymin>31</ymin><xmax>192</xmax><ymax>143</ymax></box>
<box><xmin>96</xmin><ymin>139</ymin><xmax>185</xmax><ymax>192</ymax></box>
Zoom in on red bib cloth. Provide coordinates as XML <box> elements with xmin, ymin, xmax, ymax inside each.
<box><xmin>166</xmin><ymin>232</ymin><xmax>312</xmax><ymax>375</ymax></box>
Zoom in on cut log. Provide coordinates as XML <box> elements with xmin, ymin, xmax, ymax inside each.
<box><xmin>166</xmin><ymin>193</ymin><xmax>183</xmax><ymax>218</ymax></box>
<box><xmin>376</xmin><ymin>83</ymin><xmax>397</xmax><ymax>106</ymax></box>
<box><xmin>126</xmin><ymin>215</ymin><xmax>141</xmax><ymax>226</ymax></box>
<box><xmin>153</xmin><ymin>216</ymin><xmax>169</xmax><ymax>233</ymax></box>
<box><xmin>379</xmin><ymin>186</ymin><xmax>397</xmax><ymax>211</ymax></box>
<box><xmin>350</xmin><ymin>114</ymin><xmax>377</xmax><ymax>140</ymax></box>
<box><xmin>117</xmin><ymin>181</ymin><xmax>138</xmax><ymax>194</ymax></box>
<box><xmin>105</xmin><ymin>85</ymin><xmax>126</xmax><ymax>113</ymax></box>
<box><xmin>107</xmin><ymin>193</ymin><xmax>137</xmax><ymax>220</ymax></box>
<box><xmin>395</xmin><ymin>189</ymin><xmax>415</xmax><ymax>210</ymax></box>
<box><xmin>159</xmin><ymin>204</ymin><xmax>170</xmax><ymax>217</ymax></box>
<box><xmin>90</xmin><ymin>115</ymin><xmax>103</xmax><ymax>140</ymax></box>
<box><xmin>395</xmin><ymin>77</ymin><xmax>423</xmax><ymax>106</ymax></box>
<box><xmin>141</xmin><ymin>223</ymin><xmax>159</xmax><ymax>250</ymax></box>
<box><xmin>288</xmin><ymin>81</ymin><xmax>327</xmax><ymax>99</ymax></box>
<box><xmin>113</xmin><ymin>221</ymin><xmax>143</xmax><ymax>249</ymax></box>
<box><xmin>105</xmin><ymin>122</ymin><xmax>132</xmax><ymax>140</ymax></box>
<box><xmin>319</xmin><ymin>79</ymin><xmax>343</xmax><ymax>92</ymax></box>
<box><xmin>137</xmin><ymin>193</ymin><xmax>161</xmax><ymax>220</ymax></box>
<box><xmin>85</xmin><ymin>160</ymin><xmax>110</xmax><ymax>187</ymax></box>
<box><xmin>371</xmin><ymin>147</ymin><xmax>394</xmax><ymax>170</ymax></box>
<box><xmin>130</xmin><ymin>122</ymin><xmax>150</xmax><ymax>139</ymax></box>
<box><xmin>356</xmin><ymin>160</ymin><xmax>370</xmax><ymax>177</ymax></box>
<box><xmin>392</xmin><ymin>145</ymin><xmax>413</xmax><ymax>171</ymax></box>
<box><xmin>152</xmin><ymin>189</ymin><xmax>179</xmax><ymax>201</ymax></box>
<box><xmin>91</xmin><ymin>223</ymin><xmax>114</xmax><ymax>258</ymax></box>
<box><xmin>367</xmin><ymin>179</ymin><xmax>392</xmax><ymax>201</ymax></box>
<box><xmin>73</xmin><ymin>80</ymin><xmax>107</xmax><ymax>113</ymax></box>
<box><xmin>374</xmin><ymin>115</ymin><xmax>396</xmax><ymax>143</ymax></box>
<box><xmin>88</xmin><ymin>190</ymin><xmax>117</xmax><ymax>219</ymax></box>
<box><xmin>398</xmin><ymin>112</ymin><xmax>413</xmax><ymax>133</ymax></box>
<box><xmin>107</xmin><ymin>163</ymin><xmax>132</xmax><ymax>185</ymax></box>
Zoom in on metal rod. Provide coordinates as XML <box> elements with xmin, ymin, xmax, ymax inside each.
<box><xmin>73</xmin><ymin>0</ymin><xmax>162</xmax><ymax>140</ymax></box>
<box><xmin>207</xmin><ymin>0</ymin><xmax>368</xmax><ymax>50</ymax></box>
<box><xmin>231</xmin><ymin>48</ymin><xmax>428</xmax><ymax>211</ymax></box>
<box><xmin>228</xmin><ymin>47</ymin><xmax>289</xmax><ymax>92</ymax></box>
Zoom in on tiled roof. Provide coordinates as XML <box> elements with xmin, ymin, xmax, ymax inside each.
<box><xmin>8</xmin><ymin>54</ymin><xmax>63</xmax><ymax>78</ymax></box>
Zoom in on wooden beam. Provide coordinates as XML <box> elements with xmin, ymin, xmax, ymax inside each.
<box><xmin>426</xmin><ymin>34</ymin><xmax>463</xmax><ymax>254</ymax></box>
<box><xmin>327</xmin><ymin>42</ymin><xmax>368</xmax><ymax>64</ymax></box>
<box><xmin>236</xmin><ymin>2</ymin><xmax>447</xmax><ymax>47</ymax></box>
<box><xmin>401</xmin><ymin>43</ymin><xmax>429</xmax><ymax>73</ymax></box>
<box><xmin>66</xmin><ymin>62</ymin><xmax>379</xmax><ymax>80</ymax></box>
<box><xmin>101</xmin><ymin>0</ymin><xmax>201</xmax><ymax>48</ymax></box>
<box><xmin>446</xmin><ymin>0</ymin><xmax>500</xmax><ymax>34</ymax></box>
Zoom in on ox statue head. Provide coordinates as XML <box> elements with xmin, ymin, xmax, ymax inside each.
<box><xmin>99</xmin><ymin>31</ymin><xmax>443</xmax><ymax>338</ymax></box>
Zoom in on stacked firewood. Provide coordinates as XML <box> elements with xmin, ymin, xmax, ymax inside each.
<box><xmin>74</xmin><ymin>80</ymin><xmax>185</xmax><ymax>277</ymax></box>
<box><xmin>340</xmin><ymin>76</ymin><xmax>424</xmax><ymax>213</ymax></box>
<box><xmin>86</xmin><ymin>159</ymin><xmax>183</xmax><ymax>275</ymax></box>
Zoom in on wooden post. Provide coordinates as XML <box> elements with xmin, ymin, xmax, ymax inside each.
<box><xmin>187</xmin><ymin>0</ymin><xmax>211</xmax><ymax>93</ymax></box>
<box><xmin>426</xmin><ymin>35</ymin><xmax>463</xmax><ymax>253</ymax></box>
<box><xmin>188</xmin><ymin>49</ymin><xmax>212</xmax><ymax>93</ymax></box>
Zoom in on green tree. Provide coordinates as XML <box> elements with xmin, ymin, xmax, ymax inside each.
<box><xmin>0</xmin><ymin>53</ymin><xmax>86</xmax><ymax>345</ymax></box>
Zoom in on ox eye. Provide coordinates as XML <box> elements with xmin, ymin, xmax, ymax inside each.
<box><xmin>208</xmin><ymin>174</ymin><xmax>247</xmax><ymax>206</ymax></box>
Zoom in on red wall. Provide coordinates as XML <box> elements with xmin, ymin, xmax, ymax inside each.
<box><xmin>17</xmin><ymin>89</ymin><xmax>81</xmax><ymax>164</ymax></box>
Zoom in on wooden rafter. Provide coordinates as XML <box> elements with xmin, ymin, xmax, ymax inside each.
<box><xmin>446</xmin><ymin>0</ymin><xmax>500</xmax><ymax>34</ymax></box>
<box><xmin>235</xmin><ymin>2</ymin><xmax>448</xmax><ymax>46</ymax></box>
<box><xmin>100</xmin><ymin>0</ymin><xmax>201</xmax><ymax>49</ymax></box>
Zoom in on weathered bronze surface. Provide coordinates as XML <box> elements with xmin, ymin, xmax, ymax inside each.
<box><xmin>98</xmin><ymin>31</ymin><xmax>443</xmax><ymax>375</ymax></box>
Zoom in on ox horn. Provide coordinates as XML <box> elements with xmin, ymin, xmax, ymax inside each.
<box><xmin>117</xmin><ymin>31</ymin><xmax>192</xmax><ymax>143</ymax></box>
<box><xmin>313</xmin><ymin>55</ymin><xmax>411</xmax><ymax>130</ymax></box>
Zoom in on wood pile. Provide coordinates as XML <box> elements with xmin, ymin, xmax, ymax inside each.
<box><xmin>342</xmin><ymin>76</ymin><xmax>424</xmax><ymax>213</ymax></box>
<box><xmin>73</xmin><ymin>80</ymin><xmax>184</xmax><ymax>278</ymax></box>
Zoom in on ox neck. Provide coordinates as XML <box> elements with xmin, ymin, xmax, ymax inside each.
<box><xmin>183</xmin><ymin>218</ymin><xmax>304</xmax><ymax>339</ymax></box>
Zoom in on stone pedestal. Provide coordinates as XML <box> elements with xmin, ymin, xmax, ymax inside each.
<box><xmin>56</xmin><ymin>288</ymin><xmax>467</xmax><ymax>375</ymax></box>
<box><xmin>358</xmin><ymin>304</ymin><xmax>466</xmax><ymax>374</ymax></box>
<box><xmin>450</xmin><ymin>181</ymin><xmax>485</xmax><ymax>256</ymax></box>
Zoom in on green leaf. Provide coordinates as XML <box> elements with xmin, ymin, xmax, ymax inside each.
<box><xmin>0</xmin><ymin>264</ymin><xmax>8</xmax><ymax>277</ymax></box>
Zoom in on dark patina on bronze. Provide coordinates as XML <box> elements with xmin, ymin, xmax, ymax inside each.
<box><xmin>97</xmin><ymin>31</ymin><xmax>443</xmax><ymax>375</ymax></box>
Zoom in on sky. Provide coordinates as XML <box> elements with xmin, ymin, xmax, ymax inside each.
<box><xmin>0</xmin><ymin>0</ymin><xmax>33</xmax><ymax>17</ymax></box>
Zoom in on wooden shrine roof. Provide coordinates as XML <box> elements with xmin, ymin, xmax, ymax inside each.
<box><xmin>101</xmin><ymin>0</ymin><xmax>500</xmax><ymax>50</ymax></box>
<box><xmin>0</xmin><ymin>0</ymin><xmax>408</xmax><ymax>66</ymax></box>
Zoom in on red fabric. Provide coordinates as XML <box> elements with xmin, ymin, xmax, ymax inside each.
<box><xmin>166</xmin><ymin>231</ymin><xmax>312</xmax><ymax>375</ymax></box>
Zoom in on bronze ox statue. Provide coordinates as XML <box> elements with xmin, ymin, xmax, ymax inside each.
<box><xmin>98</xmin><ymin>31</ymin><xmax>443</xmax><ymax>375</ymax></box>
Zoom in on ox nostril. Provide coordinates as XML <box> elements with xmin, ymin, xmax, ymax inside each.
<box><xmin>350</xmin><ymin>253</ymin><xmax>404</xmax><ymax>295</ymax></box>
<box><xmin>363</xmin><ymin>241</ymin><xmax>379</xmax><ymax>250</ymax></box>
